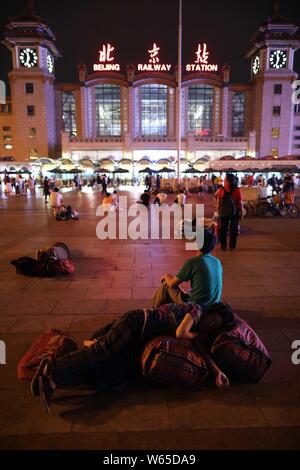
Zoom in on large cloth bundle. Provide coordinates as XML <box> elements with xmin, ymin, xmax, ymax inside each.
<box><xmin>11</xmin><ymin>242</ymin><xmax>75</xmax><ymax>276</ymax></box>
<box><xmin>211</xmin><ymin>313</ymin><xmax>271</xmax><ymax>382</ymax></box>
<box><xmin>141</xmin><ymin>336</ymin><xmax>208</xmax><ymax>390</ymax></box>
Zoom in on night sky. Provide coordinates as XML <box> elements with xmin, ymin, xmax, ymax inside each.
<box><xmin>0</xmin><ymin>0</ymin><xmax>299</xmax><ymax>88</ymax></box>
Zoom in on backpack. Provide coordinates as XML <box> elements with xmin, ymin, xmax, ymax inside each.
<box><xmin>11</xmin><ymin>257</ymin><xmax>58</xmax><ymax>277</ymax></box>
<box><xmin>219</xmin><ymin>190</ymin><xmax>237</xmax><ymax>218</ymax></box>
<box><xmin>17</xmin><ymin>329</ymin><xmax>78</xmax><ymax>381</ymax></box>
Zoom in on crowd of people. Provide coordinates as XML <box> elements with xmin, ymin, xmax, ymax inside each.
<box><xmin>0</xmin><ymin>174</ymin><xmax>36</xmax><ymax>196</ymax></box>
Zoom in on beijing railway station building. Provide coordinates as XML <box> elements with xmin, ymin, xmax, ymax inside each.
<box><xmin>1</xmin><ymin>4</ymin><xmax>300</xmax><ymax>175</ymax></box>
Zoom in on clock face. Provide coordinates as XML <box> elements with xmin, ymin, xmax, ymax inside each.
<box><xmin>47</xmin><ymin>54</ymin><xmax>54</xmax><ymax>74</ymax></box>
<box><xmin>19</xmin><ymin>48</ymin><xmax>38</xmax><ymax>68</ymax></box>
<box><xmin>252</xmin><ymin>55</ymin><xmax>260</xmax><ymax>75</ymax></box>
<box><xmin>269</xmin><ymin>50</ymin><xmax>287</xmax><ymax>69</ymax></box>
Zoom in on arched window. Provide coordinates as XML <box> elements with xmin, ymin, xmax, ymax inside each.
<box><xmin>141</xmin><ymin>84</ymin><xmax>167</xmax><ymax>136</ymax></box>
<box><xmin>95</xmin><ymin>84</ymin><xmax>121</xmax><ymax>136</ymax></box>
<box><xmin>188</xmin><ymin>85</ymin><xmax>214</xmax><ymax>136</ymax></box>
<box><xmin>232</xmin><ymin>92</ymin><xmax>246</xmax><ymax>137</ymax></box>
<box><xmin>62</xmin><ymin>92</ymin><xmax>77</xmax><ymax>136</ymax></box>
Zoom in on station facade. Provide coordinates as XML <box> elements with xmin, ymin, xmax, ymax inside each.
<box><xmin>0</xmin><ymin>3</ymin><xmax>300</xmax><ymax>173</ymax></box>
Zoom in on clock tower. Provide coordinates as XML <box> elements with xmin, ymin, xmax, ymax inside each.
<box><xmin>246</xmin><ymin>1</ymin><xmax>300</xmax><ymax>157</ymax></box>
<box><xmin>2</xmin><ymin>0</ymin><xmax>61</xmax><ymax>160</ymax></box>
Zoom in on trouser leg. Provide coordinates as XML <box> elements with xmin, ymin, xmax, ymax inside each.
<box><xmin>229</xmin><ymin>215</ymin><xmax>239</xmax><ymax>249</ymax></box>
<box><xmin>151</xmin><ymin>281</ymin><xmax>189</xmax><ymax>308</ymax></box>
<box><xmin>49</xmin><ymin>310</ymin><xmax>144</xmax><ymax>387</ymax></box>
<box><xmin>220</xmin><ymin>217</ymin><xmax>230</xmax><ymax>249</ymax></box>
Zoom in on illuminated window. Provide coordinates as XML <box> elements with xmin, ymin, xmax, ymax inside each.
<box><xmin>271</xmin><ymin>148</ymin><xmax>278</xmax><ymax>158</ymax></box>
<box><xmin>29</xmin><ymin>148</ymin><xmax>38</xmax><ymax>159</ymax></box>
<box><xmin>28</xmin><ymin>127</ymin><xmax>36</xmax><ymax>138</ymax></box>
<box><xmin>0</xmin><ymin>104</ymin><xmax>12</xmax><ymax>113</ymax></box>
<box><xmin>95</xmin><ymin>84</ymin><xmax>121</xmax><ymax>136</ymax></box>
<box><xmin>141</xmin><ymin>84</ymin><xmax>167</xmax><ymax>136</ymax></box>
<box><xmin>232</xmin><ymin>92</ymin><xmax>246</xmax><ymax>137</ymax></box>
<box><xmin>3</xmin><ymin>135</ymin><xmax>12</xmax><ymax>141</ymax></box>
<box><xmin>62</xmin><ymin>91</ymin><xmax>77</xmax><ymax>136</ymax></box>
<box><xmin>272</xmin><ymin>128</ymin><xmax>280</xmax><ymax>138</ymax></box>
<box><xmin>4</xmin><ymin>144</ymin><xmax>13</xmax><ymax>150</ymax></box>
<box><xmin>188</xmin><ymin>85</ymin><xmax>213</xmax><ymax>136</ymax></box>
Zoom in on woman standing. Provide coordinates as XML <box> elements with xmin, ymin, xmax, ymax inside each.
<box><xmin>43</xmin><ymin>176</ymin><xmax>50</xmax><ymax>203</ymax></box>
<box><xmin>216</xmin><ymin>173</ymin><xmax>242</xmax><ymax>251</ymax></box>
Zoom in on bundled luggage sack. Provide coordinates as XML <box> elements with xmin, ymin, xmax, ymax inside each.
<box><xmin>211</xmin><ymin>313</ymin><xmax>271</xmax><ymax>383</ymax></box>
<box><xmin>141</xmin><ymin>336</ymin><xmax>208</xmax><ymax>390</ymax></box>
<box><xmin>17</xmin><ymin>329</ymin><xmax>78</xmax><ymax>381</ymax></box>
<box><xmin>11</xmin><ymin>242</ymin><xmax>75</xmax><ymax>276</ymax></box>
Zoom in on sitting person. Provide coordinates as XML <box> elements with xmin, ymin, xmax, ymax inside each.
<box><xmin>154</xmin><ymin>191</ymin><xmax>168</xmax><ymax>206</ymax></box>
<box><xmin>175</xmin><ymin>189</ymin><xmax>186</xmax><ymax>207</ymax></box>
<box><xmin>49</xmin><ymin>187</ymin><xmax>63</xmax><ymax>215</ymax></box>
<box><xmin>31</xmin><ymin>302</ymin><xmax>235</xmax><ymax>413</ymax></box>
<box><xmin>102</xmin><ymin>192</ymin><xmax>113</xmax><ymax>211</ymax></box>
<box><xmin>151</xmin><ymin>228</ymin><xmax>222</xmax><ymax>309</ymax></box>
<box><xmin>138</xmin><ymin>190</ymin><xmax>151</xmax><ymax>207</ymax></box>
<box><xmin>111</xmin><ymin>190</ymin><xmax>119</xmax><ymax>210</ymax></box>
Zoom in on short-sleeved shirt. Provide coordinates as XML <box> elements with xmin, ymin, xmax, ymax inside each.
<box><xmin>176</xmin><ymin>254</ymin><xmax>222</xmax><ymax>308</ymax></box>
<box><xmin>142</xmin><ymin>302</ymin><xmax>203</xmax><ymax>341</ymax></box>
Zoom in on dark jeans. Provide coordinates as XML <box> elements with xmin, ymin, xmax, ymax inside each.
<box><xmin>49</xmin><ymin>310</ymin><xmax>145</xmax><ymax>387</ymax></box>
<box><xmin>219</xmin><ymin>215</ymin><xmax>239</xmax><ymax>249</ymax></box>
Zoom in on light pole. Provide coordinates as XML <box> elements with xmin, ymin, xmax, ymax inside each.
<box><xmin>176</xmin><ymin>0</ymin><xmax>182</xmax><ymax>185</ymax></box>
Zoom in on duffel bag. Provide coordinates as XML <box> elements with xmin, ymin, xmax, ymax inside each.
<box><xmin>211</xmin><ymin>313</ymin><xmax>272</xmax><ymax>383</ymax></box>
<box><xmin>141</xmin><ymin>336</ymin><xmax>208</xmax><ymax>391</ymax></box>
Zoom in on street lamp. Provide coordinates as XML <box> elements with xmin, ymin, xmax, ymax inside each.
<box><xmin>177</xmin><ymin>0</ymin><xmax>183</xmax><ymax>185</ymax></box>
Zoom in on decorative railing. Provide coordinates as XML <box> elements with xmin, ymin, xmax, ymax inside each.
<box><xmin>133</xmin><ymin>137</ymin><xmax>177</xmax><ymax>143</ymax></box>
<box><xmin>69</xmin><ymin>137</ymin><xmax>124</xmax><ymax>143</ymax></box>
<box><xmin>193</xmin><ymin>136</ymin><xmax>248</xmax><ymax>143</ymax></box>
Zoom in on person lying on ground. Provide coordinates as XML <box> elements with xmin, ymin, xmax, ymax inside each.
<box><xmin>151</xmin><ymin>228</ymin><xmax>222</xmax><ymax>309</ymax></box>
<box><xmin>31</xmin><ymin>302</ymin><xmax>235</xmax><ymax>413</ymax></box>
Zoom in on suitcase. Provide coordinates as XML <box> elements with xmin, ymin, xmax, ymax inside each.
<box><xmin>17</xmin><ymin>329</ymin><xmax>78</xmax><ymax>381</ymax></box>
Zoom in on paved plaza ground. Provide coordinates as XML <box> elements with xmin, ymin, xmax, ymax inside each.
<box><xmin>0</xmin><ymin>187</ymin><xmax>300</xmax><ymax>450</ymax></box>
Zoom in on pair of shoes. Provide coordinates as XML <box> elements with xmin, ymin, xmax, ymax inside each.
<box><xmin>38</xmin><ymin>375</ymin><xmax>54</xmax><ymax>414</ymax></box>
<box><xmin>31</xmin><ymin>358</ymin><xmax>49</xmax><ymax>397</ymax></box>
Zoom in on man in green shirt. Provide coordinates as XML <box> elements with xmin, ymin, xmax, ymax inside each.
<box><xmin>151</xmin><ymin>228</ymin><xmax>222</xmax><ymax>308</ymax></box>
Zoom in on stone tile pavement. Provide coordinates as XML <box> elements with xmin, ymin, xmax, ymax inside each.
<box><xmin>0</xmin><ymin>188</ymin><xmax>300</xmax><ymax>449</ymax></box>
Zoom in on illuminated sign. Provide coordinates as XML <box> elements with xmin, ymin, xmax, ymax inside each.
<box><xmin>93</xmin><ymin>43</ymin><xmax>120</xmax><ymax>71</ymax></box>
<box><xmin>137</xmin><ymin>43</ymin><xmax>172</xmax><ymax>72</ymax></box>
<box><xmin>186</xmin><ymin>43</ymin><xmax>218</xmax><ymax>72</ymax></box>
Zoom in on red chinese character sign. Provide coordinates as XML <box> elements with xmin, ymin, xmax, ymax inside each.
<box><xmin>93</xmin><ymin>43</ymin><xmax>120</xmax><ymax>71</ymax></box>
<box><xmin>137</xmin><ymin>43</ymin><xmax>172</xmax><ymax>72</ymax></box>
<box><xmin>186</xmin><ymin>43</ymin><xmax>218</xmax><ymax>72</ymax></box>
